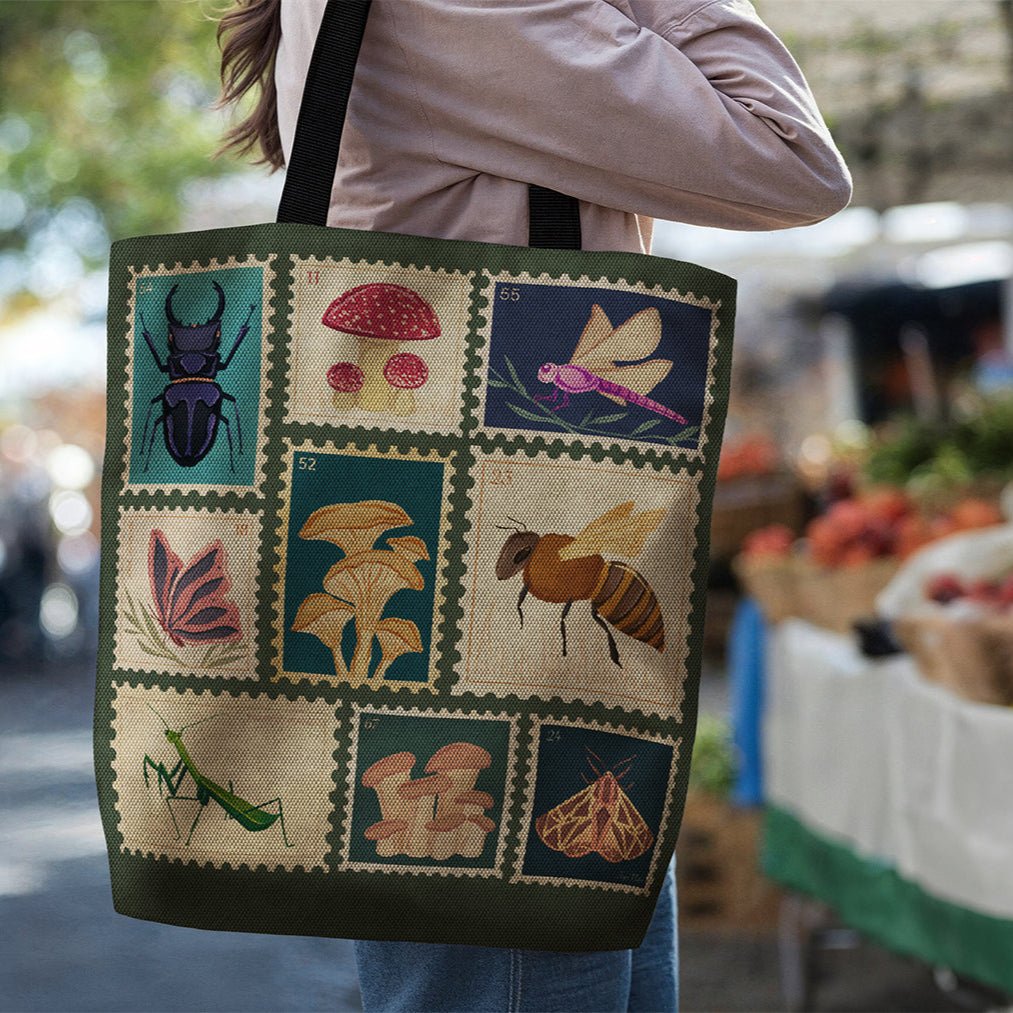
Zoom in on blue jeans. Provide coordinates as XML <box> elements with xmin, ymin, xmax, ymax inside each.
<box><xmin>354</xmin><ymin>860</ymin><xmax>678</xmax><ymax>1012</ymax></box>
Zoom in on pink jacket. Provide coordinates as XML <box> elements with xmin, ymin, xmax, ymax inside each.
<box><xmin>275</xmin><ymin>0</ymin><xmax>852</xmax><ymax>253</ymax></box>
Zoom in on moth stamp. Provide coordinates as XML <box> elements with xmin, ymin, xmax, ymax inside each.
<box><xmin>338</xmin><ymin>704</ymin><xmax>519</xmax><ymax>876</ymax></box>
<box><xmin>123</xmin><ymin>256</ymin><xmax>274</xmax><ymax>494</ymax></box>
<box><xmin>113</xmin><ymin>506</ymin><xmax>261</xmax><ymax>680</ymax></box>
<box><xmin>274</xmin><ymin>439</ymin><xmax>455</xmax><ymax>691</ymax></box>
<box><xmin>455</xmin><ymin>449</ymin><xmax>701</xmax><ymax>721</ymax></box>
<box><xmin>110</xmin><ymin>682</ymin><xmax>337</xmax><ymax>871</ymax></box>
<box><xmin>514</xmin><ymin>718</ymin><xmax>680</xmax><ymax>893</ymax></box>
<box><xmin>286</xmin><ymin>257</ymin><xmax>473</xmax><ymax>435</ymax></box>
<box><xmin>476</xmin><ymin>272</ymin><xmax>720</xmax><ymax>459</ymax></box>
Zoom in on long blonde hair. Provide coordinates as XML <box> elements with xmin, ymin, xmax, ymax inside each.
<box><xmin>217</xmin><ymin>0</ymin><xmax>284</xmax><ymax>169</ymax></box>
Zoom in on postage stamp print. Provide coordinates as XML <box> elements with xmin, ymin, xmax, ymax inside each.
<box><xmin>286</xmin><ymin>257</ymin><xmax>473</xmax><ymax>435</ymax></box>
<box><xmin>113</xmin><ymin>506</ymin><xmax>261</xmax><ymax>679</ymax></box>
<box><xmin>123</xmin><ymin>256</ymin><xmax>274</xmax><ymax>494</ymax></box>
<box><xmin>455</xmin><ymin>449</ymin><xmax>701</xmax><ymax>720</ymax></box>
<box><xmin>338</xmin><ymin>704</ymin><xmax>519</xmax><ymax>876</ymax></box>
<box><xmin>475</xmin><ymin>272</ymin><xmax>720</xmax><ymax>459</ymax></box>
<box><xmin>274</xmin><ymin>439</ymin><xmax>455</xmax><ymax>691</ymax></box>
<box><xmin>111</xmin><ymin>682</ymin><xmax>337</xmax><ymax>871</ymax></box>
<box><xmin>514</xmin><ymin>718</ymin><xmax>680</xmax><ymax>893</ymax></box>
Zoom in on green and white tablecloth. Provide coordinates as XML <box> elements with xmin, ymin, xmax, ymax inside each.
<box><xmin>761</xmin><ymin>619</ymin><xmax>1013</xmax><ymax>993</ymax></box>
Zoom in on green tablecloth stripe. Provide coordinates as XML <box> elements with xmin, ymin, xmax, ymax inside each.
<box><xmin>762</xmin><ymin>805</ymin><xmax>1013</xmax><ymax>993</ymax></box>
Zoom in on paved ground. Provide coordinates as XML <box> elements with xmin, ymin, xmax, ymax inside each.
<box><xmin>0</xmin><ymin>659</ymin><xmax>997</xmax><ymax>1012</ymax></box>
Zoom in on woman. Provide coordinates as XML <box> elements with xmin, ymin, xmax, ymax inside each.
<box><xmin>218</xmin><ymin>2</ymin><xmax>850</xmax><ymax>1010</ymax></box>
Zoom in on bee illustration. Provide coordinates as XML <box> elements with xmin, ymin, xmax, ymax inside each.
<box><xmin>494</xmin><ymin>502</ymin><xmax>666</xmax><ymax>666</ymax></box>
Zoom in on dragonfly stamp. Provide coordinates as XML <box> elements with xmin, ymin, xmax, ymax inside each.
<box><xmin>475</xmin><ymin>273</ymin><xmax>721</xmax><ymax>458</ymax></box>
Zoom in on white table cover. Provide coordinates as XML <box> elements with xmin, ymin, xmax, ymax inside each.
<box><xmin>763</xmin><ymin>619</ymin><xmax>1013</xmax><ymax>920</ymax></box>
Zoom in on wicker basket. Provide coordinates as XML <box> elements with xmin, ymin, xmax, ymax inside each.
<box><xmin>795</xmin><ymin>558</ymin><xmax>901</xmax><ymax>635</ymax></box>
<box><xmin>893</xmin><ymin>612</ymin><xmax>1013</xmax><ymax>706</ymax></box>
<box><xmin>733</xmin><ymin>555</ymin><xmax>799</xmax><ymax>624</ymax></box>
<box><xmin>735</xmin><ymin>555</ymin><xmax>899</xmax><ymax>633</ymax></box>
<box><xmin>710</xmin><ymin>472</ymin><xmax>806</xmax><ymax>561</ymax></box>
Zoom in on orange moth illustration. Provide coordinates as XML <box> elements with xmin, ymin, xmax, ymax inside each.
<box><xmin>535</xmin><ymin>748</ymin><xmax>654</xmax><ymax>863</ymax></box>
<box><xmin>495</xmin><ymin>501</ymin><xmax>666</xmax><ymax>666</ymax></box>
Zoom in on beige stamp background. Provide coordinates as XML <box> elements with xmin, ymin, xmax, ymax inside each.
<box><xmin>114</xmin><ymin>507</ymin><xmax>261</xmax><ymax>679</ymax></box>
<box><xmin>286</xmin><ymin>258</ymin><xmax>472</xmax><ymax>434</ymax></box>
<box><xmin>111</xmin><ymin>683</ymin><xmax>337</xmax><ymax>870</ymax></box>
<box><xmin>456</xmin><ymin>453</ymin><xmax>701</xmax><ymax>719</ymax></box>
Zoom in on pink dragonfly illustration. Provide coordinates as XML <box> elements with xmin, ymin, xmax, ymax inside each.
<box><xmin>535</xmin><ymin>304</ymin><xmax>688</xmax><ymax>424</ymax></box>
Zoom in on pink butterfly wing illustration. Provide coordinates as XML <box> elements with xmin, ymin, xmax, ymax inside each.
<box><xmin>148</xmin><ymin>530</ymin><xmax>183</xmax><ymax>632</ymax></box>
<box><xmin>147</xmin><ymin>531</ymin><xmax>242</xmax><ymax>646</ymax></box>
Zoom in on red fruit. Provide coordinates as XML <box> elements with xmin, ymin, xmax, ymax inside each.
<box><xmin>967</xmin><ymin>578</ymin><xmax>1002</xmax><ymax>604</ymax></box>
<box><xmin>840</xmin><ymin>544</ymin><xmax>875</xmax><ymax>567</ymax></box>
<box><xmin>824</xmin><ymin>500</ymin><xmax>868</xmax><ymax>541</ymax></box>
<box><xmin>949</xmin><ymin>498</ymin><xmax>1003</xmax><ymax>531</ymax></box>
<box><xmin>326</xmin><ymin>361</ymin><xmax>364</xmax><ymax>393</ymax></box>
<box><xmin>861</xmin><ymin>488</ymin><xmax>911</xmax><ymax>525</ymax></box>
<box><xmin>742</xmin><ymin>524</ymin><xmax>794</xmax><ymax>558</ymax></box>
<box><xmin>925</xmin><ymin>573</ymin><xmax>965</xmax><ymax>604</ymax></box>
<box><xmin>895</xmin><ymin>515</ymin><xmax>934</xmax><ymax>559</ymax></box>
<box><xmin>999</xmin><ymin>575</ymin><xmax>1013</xmax><ymax>606</ymax></box>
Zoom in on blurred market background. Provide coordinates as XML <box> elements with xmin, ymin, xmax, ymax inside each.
<box><xmin>2</xmin><ymin>1</ymin><xmax>1013</xmax><ymax>1010</ymax></box>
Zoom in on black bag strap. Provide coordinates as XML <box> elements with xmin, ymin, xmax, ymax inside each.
<box><xmin>276</xmin><ymin>0</ymin><xmax>582</xmax><ymax>249</ymax></box>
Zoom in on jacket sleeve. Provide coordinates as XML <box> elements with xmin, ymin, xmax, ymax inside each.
<box><xmin>386</xmin><ymin>0</ymin><xmax>852</xmax><ymax>230</ymax></box>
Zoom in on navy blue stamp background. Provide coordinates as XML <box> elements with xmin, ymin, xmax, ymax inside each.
<box><xmin>484</xmin><ymin>282</ymin><xmax>710</xmax><ymax>450</ymax></box>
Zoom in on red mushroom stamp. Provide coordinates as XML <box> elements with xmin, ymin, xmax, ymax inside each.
<box><xmin>286</xmin><ymin>259</ymin><xmax>472</xmax><ymax>433</ymax></box>
<box><xmin>321</xmin><ymin>283</ymin><xmax>440</xmax><ymax>414</ymax></box>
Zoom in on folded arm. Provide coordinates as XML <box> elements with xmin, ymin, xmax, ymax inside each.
<box><xmin>388</xmin><ymin>0</ymin><xmax>852</xmax><ymax>230</ymax></box>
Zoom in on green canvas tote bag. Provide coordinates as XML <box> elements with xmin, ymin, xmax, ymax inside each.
<box><xmin>94</xmin><ymin>0</ymin><xmax>736</xmax><ymax>951</ymax></box>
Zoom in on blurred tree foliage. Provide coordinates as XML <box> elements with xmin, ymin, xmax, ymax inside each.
<box><xmin>0</xmin><ymin>0</ymin><xmax>235</xmax><ymax>292</ymax></box>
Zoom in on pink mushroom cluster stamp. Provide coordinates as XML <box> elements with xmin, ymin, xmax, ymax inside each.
<box><xmin>285</xmin><ymin>258</ymin><xmax>472</xmax><ymax>435</ymax></box>
<box><xmin>339</xmin><ymin>705</ymin><xmax>518</xmax><ymax>876</ymax></box>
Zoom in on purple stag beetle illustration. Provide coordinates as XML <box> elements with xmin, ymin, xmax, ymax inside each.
<box><xmin>535</xmin><ymin>304</ymin><xmax>688</xmax><ymax>424</ymax></box>
<box><xmin>139</xmin><ymin>282</ymin><xmax>256</xmax><ymax>472</ymax></box>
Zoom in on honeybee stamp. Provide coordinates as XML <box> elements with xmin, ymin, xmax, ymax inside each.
<box><xmin>515</xmin><ymin>718</ymin><xmax>680</xmax><ymax>893</ymax></box>
<box><xmin>285</xmin><ymin>257</ymin><xmax>473</xmax><ymax>435</ymax></box>
<box><xmin>456</xmin><ymin>450</ymin><xmax>701</xmax><ymax>719</ymax></box>
<box><xmin>113</xmin><ymin>506</ymin><xmax>261</xmax><ymax>679</ymax></box>
<box><xmin>338</xmin><ymin>705</ymin><xmax>519</xmax><ymax>876</ymax></box>
<box><xmin>110</xmin><ymin>682</ymin><xmax>337</xmax><ymax>871</ymax></box>
<box><xmin>274</xmin><ymin>440</ymin><xmax>455</xmax><ymax>691</ymax></box>
<box><xmin>123</xmin><ymin>256</ymin><xmax>274</xmax><ymax>493</ymax></box>
<box><xmin>475</xmin><ymin>273</ymin><xmax>720</xmax><ymax>458</ymax></box>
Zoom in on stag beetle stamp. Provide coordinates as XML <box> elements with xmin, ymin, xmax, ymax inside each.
<box><xmin>125</xmin><ymin>258</ymin><xmax>274</xmax><ymax>491</ymax></box>
<box><xmin>285</xmin><ymin>257</ymin><xmax>473</xmax><ymax>436</ymax></box>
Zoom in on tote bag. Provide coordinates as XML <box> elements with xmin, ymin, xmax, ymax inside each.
<box><xmin>94</xmin><ymin>0</ymin><xmax>735</xmax><ymax>951</ymax></box>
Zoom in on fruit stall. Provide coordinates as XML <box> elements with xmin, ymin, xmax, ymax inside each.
<box><xmin>721</xmin><ymin>397</ymin><xmax>1013</xmax><ymax>1000</ymax></box>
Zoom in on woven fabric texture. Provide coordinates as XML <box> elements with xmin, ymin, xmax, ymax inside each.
<box><xmin>94</xmin><ymin>223</ymin><xmax>734</xmax><ymax>950</ymax></box>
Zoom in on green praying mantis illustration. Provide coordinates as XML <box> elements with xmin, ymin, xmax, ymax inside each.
<box><xmin>141</xmin><ymin>703</ymin><xmax>293</xmax><ymax>848</ymax></box>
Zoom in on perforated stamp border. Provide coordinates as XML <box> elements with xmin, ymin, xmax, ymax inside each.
<box><xmin>121</xmin><ymin>254</ymin><xmax>276</xmax><ymax>497</ymax></box>
<box><xmin>471</xmin><ymin>270</ymin><xmax>721</xmax><ymax>466</ymax></box>
<box><xmin>110</xmin><ymin>681</ymin><xmax>338</xmax><ymax>872</ymax></box>
<box><xmin>271</xmin><ymin>436</ymin><xmax>457</xmax><ymax>694</ymax></box>
<box><xmin>336</xmin><ymin>703</ymin><xmax>520</xmax><ymax>878</ymax></box>
<box><xmin>512</xmin><ymin>715</ymin><xmax>681</xmax><ymax>895</ymax></box>
<box><xmin>112</xmin><ymin>504</ymin><xmax>263</xmax><ymax>681</ymax></box>
<box><xmin>453</xmin><ymin>447</ymin><xmax>699</xmax><ymax>722</ymax></box>
<box><xmin>283</xmin><ymin>255</ymin><xmax>474</xmax><ymax>437</ymax></box>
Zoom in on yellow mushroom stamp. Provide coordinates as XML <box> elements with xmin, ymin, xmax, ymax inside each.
<box><xmin>273</xmin><ymin>439</ymin><xmax>456</xmax><ymax>691</ymax></box>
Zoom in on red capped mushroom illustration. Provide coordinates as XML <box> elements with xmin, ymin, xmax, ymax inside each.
<box><xmin>321</xmin><ymin>283</ymin><xmax>440</xmax><ymax>413</ymax></box>
<box><xmin>359</xmin><ymin>743</ymin><xmax>497</xmax><ymax>860</ymax></box>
